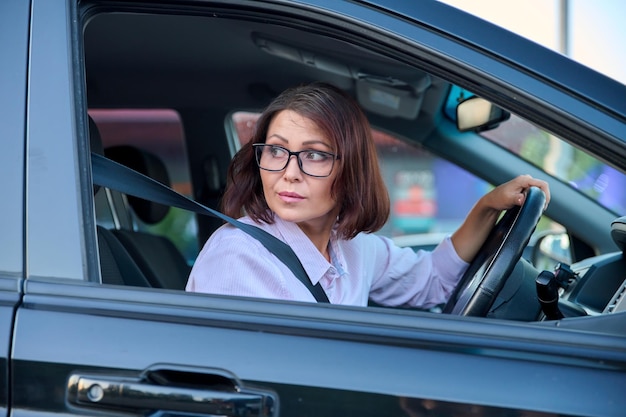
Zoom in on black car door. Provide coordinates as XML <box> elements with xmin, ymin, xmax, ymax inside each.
<box><xmin>12</xmin><ymin>0</ymin><xmax>626</xmax><ymax>416</ymax></box>
<box><xmin>0</xmin><ymin>0</ymin><xmax>29</xmax><ymax>416</ymax></box>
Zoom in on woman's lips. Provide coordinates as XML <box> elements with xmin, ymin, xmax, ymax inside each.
<box><xmin>278</xmin><ymin>191</ymin><xmax>305</xmax><ymax>203</ymax></box>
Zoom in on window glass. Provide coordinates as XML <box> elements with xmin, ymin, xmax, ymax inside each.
<box><xmin>89</xmin><ymin>109</ymin><xmax>198</xmax><ymax>264</ymax></box>
<box><xmin>445</xmin><ymin>86</ymin><xmax>626</xmax><ymax>216</ymax></box>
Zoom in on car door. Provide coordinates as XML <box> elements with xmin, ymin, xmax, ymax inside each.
<box><xmin>0</xmin><ymin>1</ymin><xmax>28</xmax><ymax>416</ymax></box>
<box><xmin>11</xmin><ymin>0</ymin><xmax>626</xmax><ymax>416</ymax></box>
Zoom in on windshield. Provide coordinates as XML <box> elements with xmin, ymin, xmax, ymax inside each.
<box><xmin>444</xmin><ymin>86</ymin><xmax>626</xmax><ymax>216</ymax></box>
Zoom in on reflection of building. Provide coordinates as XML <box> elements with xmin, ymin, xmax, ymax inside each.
<box><xmin>392</xmin><ymin>172</ymin><xmax>436</xmax><ymax>234</ymax></box>
<box><xmin>572</xmin><ymin>165</ymin><xmax>626</xmax><ymax>214</ymax></box>
<box><xmin>376</xmin><ymin>135</ymin><xmax>488</xmax><ymax>236</ymax></box>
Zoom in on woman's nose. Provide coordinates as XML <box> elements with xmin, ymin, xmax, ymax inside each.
<box><xmin>283</xmin><ymin>155</ymin><xmax>303</xmax><ymax>180</ymax></box>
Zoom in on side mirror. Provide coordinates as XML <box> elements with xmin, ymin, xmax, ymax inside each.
<box><xmin>531</xmin><ymin>231</ymin><xmax>573</xmax><ymax>271</ymax></box>
<box><xmin>456</xmin><ymin>96</ymin><xmax>510</xmax><ymax>132</ymax></box>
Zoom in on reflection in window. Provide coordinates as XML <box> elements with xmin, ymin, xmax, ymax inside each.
<box><xmin>445</xmin><ymin>86</ymin><xmax>626</xmax><ymax>216</ymax></box>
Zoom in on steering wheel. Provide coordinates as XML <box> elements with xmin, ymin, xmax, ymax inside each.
<box><xmin>443</xmin><ymin>186</ymin><xmax>546</xmax><ymax>317</ymax></box>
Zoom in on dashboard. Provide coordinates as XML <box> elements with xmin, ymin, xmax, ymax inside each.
<box><xmin>559</xmin><ymin>216</ymin><xmax>626</xmax><ymax>317</ymax></box>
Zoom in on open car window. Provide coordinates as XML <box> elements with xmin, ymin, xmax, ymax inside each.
<box><xmin>81</xmin><ymin>4</ymin><xmax>625</xmax><ymax>327</ymax></box>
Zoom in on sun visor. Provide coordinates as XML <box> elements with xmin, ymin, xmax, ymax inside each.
<box><xmin>253</xmin><ymin>35</ymin><xmax>354</xmax><ymax>78</ymax></box>
<box><xmin>253</xmin><ymin>33</ymin><xmax>430</xmax><ymax>119</ymax></box>
<box><xmin>356</xmin><ymin>74</ymin><xmax>430</xmax><ymax>119</ymax></box>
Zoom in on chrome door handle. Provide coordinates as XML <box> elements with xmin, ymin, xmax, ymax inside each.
<box><xmin>67</xmin><ymin>365</ymin><xmax>278</xmax><ymax>417</ymax></box>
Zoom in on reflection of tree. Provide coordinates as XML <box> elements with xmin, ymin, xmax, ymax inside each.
<box><xmin>481</xmin><ymin>113</ymin><xmax>626</xmax><ymax>214</ymax></box>
<box><xmin>519</xmin><ymin>130</ymin><xmax>550</xmax><ymax>170</ymax></box>
<box><xmin>570</xmin><ymin>150</ymin><xmax>598</xmax><ymax>179</ymax></box>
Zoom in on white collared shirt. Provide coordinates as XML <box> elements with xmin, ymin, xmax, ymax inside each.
<box><xmin>186</xmin><ymin>215</ymin><xmax>468</xmax><ymax>307</ymax></box>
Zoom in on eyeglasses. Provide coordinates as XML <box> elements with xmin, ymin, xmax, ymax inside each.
<box><xmin>253</xmin><ymin>143</ymin><xmax>340</xmax><ymax>178</ymax></box>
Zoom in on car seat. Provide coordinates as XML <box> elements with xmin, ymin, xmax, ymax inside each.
<box><xmin>90</xmin><ymin>116</ymin><xmax>152</xmax><ymax>287</ymax></box>
<box><xmin>104</xmin><ymin>145</ymin><xmax>192</xmax><ymax>290</ymax></box>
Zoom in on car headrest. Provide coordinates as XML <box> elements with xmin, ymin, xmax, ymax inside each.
<box><xmin>104</xmin><ymin>145</ymin><xmax>171</xmax><ymax>224</ymax></box>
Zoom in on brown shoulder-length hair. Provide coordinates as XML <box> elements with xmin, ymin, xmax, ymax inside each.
<box><xmin>222</xmin><ymin>82</ymin><xmax>390</xmax><ymax>239</ymax></box>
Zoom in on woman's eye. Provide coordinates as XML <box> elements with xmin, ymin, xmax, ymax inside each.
<box><xmin>304</xmin><ymin>151</ymin><xmax>329</xmax><ymax>161</ymax></box>
<box><xmin>269</xmin><ymin>146</ymin><xmax>286</xmax><ymax>157</ymax></box>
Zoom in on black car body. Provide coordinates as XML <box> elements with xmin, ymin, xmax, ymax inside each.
<box><xmin>1</xmin><ymin>0</ymin><xmax>626</xmax><ymax>416</ymax></box>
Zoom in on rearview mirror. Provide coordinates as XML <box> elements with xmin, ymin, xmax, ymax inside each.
<box><xmin>456</xmin><ymin>96</ymin><xmax>510</xmax><ymax>132</ymax></box>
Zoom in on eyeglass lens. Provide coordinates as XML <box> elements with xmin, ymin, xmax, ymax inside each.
<box><xmin>255</xmin><ymin>144</ymin><xmax>336</xmax><ymax>177</ymax></box>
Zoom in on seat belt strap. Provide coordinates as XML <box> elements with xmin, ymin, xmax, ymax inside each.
<box><xmin>91</xmin><ymin>152</ymin><xmax>330</xmax><ymax>303</ymax></box>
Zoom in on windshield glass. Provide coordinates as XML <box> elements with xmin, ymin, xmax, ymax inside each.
<box><xmin>444</xmin><ymin>86</ymin><xmax>626</xmax><ymax>215</ymax></box>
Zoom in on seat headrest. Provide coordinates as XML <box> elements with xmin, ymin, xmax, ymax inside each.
<box><xmin>105</xmin><ymin>145</ymin><xmax>171</xmax><ymax>224</ymax></box>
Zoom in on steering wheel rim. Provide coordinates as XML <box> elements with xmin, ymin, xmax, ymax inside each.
<box><xmin>443</xmin><ymin>186</ymin><xmax>546</xmax><ymax>317</ymax></box>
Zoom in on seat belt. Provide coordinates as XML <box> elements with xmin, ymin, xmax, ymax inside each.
<box><xmin>91</xmin><ymin>152</ymin><xmax>330</xmax><ymax>303</ymax></box>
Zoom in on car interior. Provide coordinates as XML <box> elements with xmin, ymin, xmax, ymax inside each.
<box><xmin>81</xmin><ymin>4</ymin><xmax>626</xmax><ymax>332</ymax></box>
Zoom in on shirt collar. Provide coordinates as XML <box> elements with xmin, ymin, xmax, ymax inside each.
<box><xmin>271</xmin><ymin>216</ymin><xmax>342</xmax><ymax>285</ymax></box>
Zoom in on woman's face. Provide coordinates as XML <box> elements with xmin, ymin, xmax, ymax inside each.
<box><xmin>260</xmin><ymin>109</ymin><xmax>340</xmax><ymax>234</ymax></box>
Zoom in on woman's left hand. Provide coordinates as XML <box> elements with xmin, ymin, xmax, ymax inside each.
<box><xmin>482</xmin><ymin>174</ymin><xmax>550</xmax><ymax>212</ymax></box>
<box><xmin>451</xmin><ymin>175</ymin><xmax>550</xmax><ymax>262</ymax></box>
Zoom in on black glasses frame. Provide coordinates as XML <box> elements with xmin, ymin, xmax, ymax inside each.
<box><xmin>253</xmin><ymin>143</ymin><xmax>340</xmax><ymax>178</ymax></box>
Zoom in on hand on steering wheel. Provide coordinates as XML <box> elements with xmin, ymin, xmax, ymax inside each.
<box><xmin>443</xmin><ymin>186</ymin><xmax>546</xmax><ymax>316</ymax></box>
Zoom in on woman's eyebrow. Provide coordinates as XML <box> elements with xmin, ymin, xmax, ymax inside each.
<box><xmin>266</xmin><ymin>134</ymin><xmax>288</xmax><ymax>143</ymax></box>
<box><xmin>267</xmin><ymin>134</ymin><xmax>332</xmax><ymax>149</ymax></box>
<box><xmin>303</xmin><ymin>140</ymin><xmax>332</xmax><ymax>149</ymax></box>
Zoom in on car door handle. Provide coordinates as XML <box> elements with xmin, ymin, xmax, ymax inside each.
<box><xmin>67</xmin><ymin>365</ymin><xmax>278</xmax><ymax>416</ymax></box>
